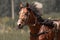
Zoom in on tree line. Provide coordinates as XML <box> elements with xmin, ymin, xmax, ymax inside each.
<box><xmin>0</xmin><ymin>0</ymin><xmax>60</xmax><ymax>17</ymax></box>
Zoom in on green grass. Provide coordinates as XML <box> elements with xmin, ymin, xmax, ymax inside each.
<box><xmin>0</xmin><ymin>30</ymin><xmax>30</xmax><ymax>40</ymax></box>
<box><xmin>0</xmin><ymin>17</ymin><xmax>29</xmax><ymax>40</ymax></box>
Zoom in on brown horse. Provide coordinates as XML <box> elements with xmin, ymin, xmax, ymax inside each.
<box><xmin>17</xmin><ymin>3</ymin><xmax>60</xmax><ymax>40</ymax></box>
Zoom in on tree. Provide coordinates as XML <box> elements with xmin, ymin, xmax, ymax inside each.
<box><xmin>11</xmin><ymin>0</ymin><xmax>14</xmax><ymax>19</ymax></box>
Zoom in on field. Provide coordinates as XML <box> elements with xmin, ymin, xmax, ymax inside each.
<box><xmin>0</xmin><ymin>30</ymin><xmax>29</xmax><ymax>40</ymax></box>
<box><xmin>0</xmin><ymin>13</ymin><xmax>60</xmax><ymax>40</ymax></box>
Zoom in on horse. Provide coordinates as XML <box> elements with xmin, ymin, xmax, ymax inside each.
<box><xmin>16</xmin><ymin>3</ymin><xmax>60</xmax><ymax>40</ymax></box>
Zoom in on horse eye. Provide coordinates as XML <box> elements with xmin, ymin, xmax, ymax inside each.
<box><xmin>22</xmin><ymin>19</ymin><xmax>25</xmax><ymax>21</ymax></box>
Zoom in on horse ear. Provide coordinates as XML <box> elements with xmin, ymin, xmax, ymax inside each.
<box><xmin>20</xmin><ymin>2</ymin><xmax>23</xmax><ymax>8</ymax></box>
<box><xmin>26</xmin><ymin>2</ymin><xmax>29</xmax><ymax>8</ymax></box>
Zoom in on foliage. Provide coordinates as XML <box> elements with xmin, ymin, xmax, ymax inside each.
<box><xmin>0</xmin><ymin>30</ymin><xmax>29</xmax><ymax>40</ymax></box>
<box><xmin>0</xmin><ymin>16</ymin><xmax>29</xmax><ymax>40</ymax></box>
<box><xmin>0</xmin><ymin>0</ymin><xmax>60</xmax><ymax>17</ymax></box>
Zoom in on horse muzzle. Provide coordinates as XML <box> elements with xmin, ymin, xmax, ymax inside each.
<box><xmin>17</xmin><ymin>24</ymin><xmax>24</xmax><ymax>29</ymax></box>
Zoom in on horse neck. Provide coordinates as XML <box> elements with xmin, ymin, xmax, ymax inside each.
<box><xmin>27</xmin><ymin>11</ymin><xmax>36</xmax><ymax>25</ymax></box>
<box><xmin>27</xmin><ymin>11</ymin><xmax>41</xmax><ymax>33</ymax></box>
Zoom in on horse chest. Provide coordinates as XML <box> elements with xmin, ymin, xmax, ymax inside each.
<box><xmin>29</xmin><ymin>26</ymin><xmax>40</xmax><ymax>34</ymax></box>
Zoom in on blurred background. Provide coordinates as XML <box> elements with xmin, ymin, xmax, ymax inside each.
<box><xmin>0</xmin><ymin>0</ymin><xmax>60</xmax><ymax>40</ymax></box>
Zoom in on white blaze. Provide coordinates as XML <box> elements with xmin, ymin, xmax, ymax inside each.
<box><xmin>17</xmin><ymin>19</ymin><xmax>22</xmax><ymax>25</ymax></box>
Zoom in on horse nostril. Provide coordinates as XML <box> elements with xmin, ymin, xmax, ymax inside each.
<box><xmin>19</xmin><ymin>24</ymin><xmax>21</xmax><ymax>26</ymax></box>
<box><xmin>17</xmin><ymin>24</ymin><xmax>21</xmax><ymax>29</ymax></box>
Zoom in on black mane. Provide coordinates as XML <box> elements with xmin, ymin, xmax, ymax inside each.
<box><xmin>29</xmin><ymin>4</ymin><xmax>39</xmax><ymax>16</ymax></box>
<box><xmin>27</xmin><ymin>4</ymin><xmax>44</xmax><ymax>22</ymax></box>
<box><xmin>28</xmin><ymin>5</ymin><xmax>54</xmax><ymax>28</ymax></box>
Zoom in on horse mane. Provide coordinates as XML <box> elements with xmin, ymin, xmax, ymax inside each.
<box><xmin>28</xmin><ymin>4</ymin><xmax>41</xmax><ymax>18</ymax></box>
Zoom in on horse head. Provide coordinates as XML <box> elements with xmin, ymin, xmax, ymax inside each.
<box><xmin>17</xmin><ymin>3</ymin><xmax>36</xmax><ymax>29</ymax></box>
